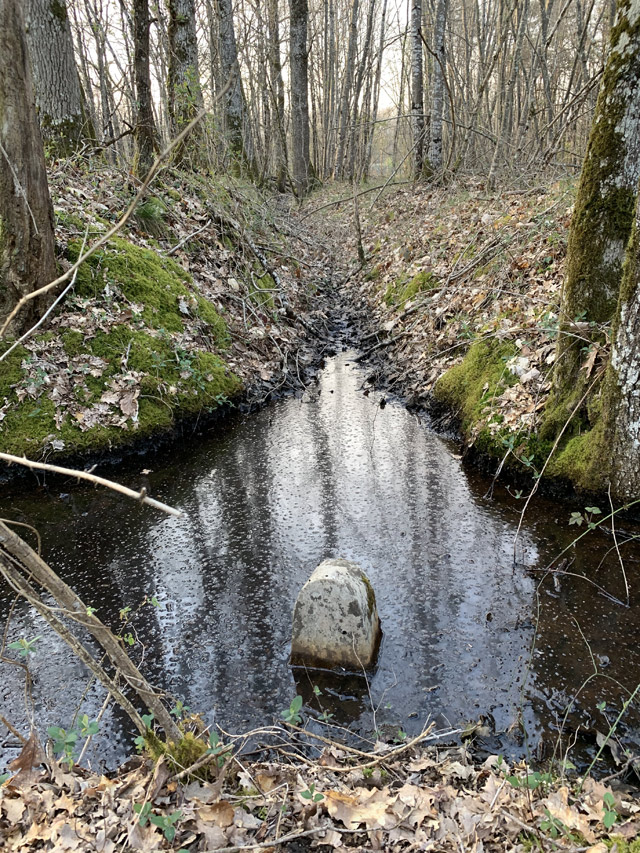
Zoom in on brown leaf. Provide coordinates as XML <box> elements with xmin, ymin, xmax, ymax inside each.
<box><xmin>197</xmin><ymin>800</ymin><xmax>234</xmax><ymax>828</ymax></box>
<box><xmin>324</xmin><ymin>787</ymin><xmax>397</xmax><ymax>830</ymax></box>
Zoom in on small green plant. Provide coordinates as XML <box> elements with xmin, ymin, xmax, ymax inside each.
<box><xmin>8</xmin><ymin>635</ymin><xmax>41</xmax><ymax>657</ymax></box>
<box><xmin>134</xmin><ymin>713</ymin><xmax>155</xmax><ymax>751</ymax></box>
<box><xmin>134</xmin><ymin>802</ymin><xmax>182</xmax><ymax>841</ymax></box>
<box><xmin>300</xmin><ymin>783</ymin><xmax>324</xmax><ymax>803</ymax></box>
<box><xmin>205</xmin><ymin>731</ymin><xmax>228</xmax><ymax>768</ymax></box>
<box><xmin>47</xmin><ymin>726</ymin><xmax>78</xmax><ymax>767</ymax></box>
<box><xmin>540</xmin><ymin>807</ymin><xmax>567</xmax><ymax>839</ymax></box>
<box><xmin>77</xmin><ymin>714</ymin><xmax>99</xmax><ymax>738</ymax></box>
<box><xmin>281</xmin><ymin>695</ymin><xmax>303</xmax><ymax>724</ymax></box>
<box><xmin>362</xmin><ymin>767</ymin><xmax>373</xmax><ymax>779</ymax></box>
<box><xmin>171</xmin><ymin>699</ymin><xmax>190</xmax><ymax>719</ymax></box>
<box><xmin>319</xmin><ymin>710</ymin><xmax>334</xmax><ymax>723</ymax></box>
<box><xmin>0</xmin><ymin>773</ymin><xmax>11</xmax><ymax>785</ymax></box>
<box><xmin>603</xmin><ymin>791</ymin><xmax>618</xmax><ymax>830</ymax></box>
<box><xmin>569</xmin><ymin>506</ymin><xmax>602</xmax><ymax>529</ymax></box>
<box><xmin>506</xmin><ymin>770</ymin><xmax>552</xmax><ymax>790</ymax></box>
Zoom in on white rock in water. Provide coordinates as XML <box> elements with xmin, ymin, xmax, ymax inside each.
<box><xmin>291</xmin><ymin>558</ymin><xmax>381</xmax><ymax>669</ymax></box>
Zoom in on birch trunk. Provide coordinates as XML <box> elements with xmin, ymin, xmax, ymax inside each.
<box><xmin>410</xmin><ymin>0</ymin><xmax>425</xmax><ymax>177</ymax></box>
<box><xmin>427</xmin><ymin>0</ymin><xmax>447</xmax><ymax>174</ymax></box>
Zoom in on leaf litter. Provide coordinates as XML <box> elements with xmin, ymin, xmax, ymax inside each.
<box><xmin>1</xmin><ymin>723</ymin><xmax>638</xmax><ymax>851</ymax></box>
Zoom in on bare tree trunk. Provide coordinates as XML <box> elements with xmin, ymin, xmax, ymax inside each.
<box><xmin>290</xmin><ymin>0</ymin><xmax>312</xmax><ymax>193</ymax></box>
<box><xmin>602</xmin><ymin>197</ymin><xmax>640</xmax><ymax>500</ymax></box>
<box><xmin>268</xmin><ymin>0</ymin><xmax>288</xmax><ymax>189</ymax></box>
<box><xmin>362</xmin><ymin>0</ymin><xmax>387</xmax><ymax>180</ymax></box>
<box><xmin>0</xmin><ymin>0</ymin><xmax>55</xmax><ymax>336</ymax></box>
<box><xmin>410</xmin><ymin>0</ymin><xmax>425</xmax><ymax>177</ymax></box>
<box><xmin>24</xmin><ymin>0</ymin><xmax>94</xmax><ymax>156</ymax></box>
<box><xmin>334</xmin><ymin>0</ymin><xmax>360</xmax><ymax>178</ymax></box>
<box><xmin>133</xmin><ymin>0</ymin><xmax>158</xmax><ymax>174</ymax></box>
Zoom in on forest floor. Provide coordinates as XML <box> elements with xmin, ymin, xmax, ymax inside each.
<box><xmin>2</xmin><ymin>720</ymin><xmax>640</xmax><ymax>852</ymax></box>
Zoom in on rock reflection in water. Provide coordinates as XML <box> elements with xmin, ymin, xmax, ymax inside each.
<box><xmin>2</xmin><ymin>351</ymin><xmax>638</xmax><ymax>770</ymax></box>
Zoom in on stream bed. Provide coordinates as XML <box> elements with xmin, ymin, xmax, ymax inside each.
<box><xmin>1</xmin><ymin>350</ymin><xmax>639</xmax><ymax>772</ymax></box>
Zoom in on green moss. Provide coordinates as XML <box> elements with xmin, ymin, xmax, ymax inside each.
<box><xmin>605</xmin><ymin>837</ymin><xmax>640</xmax><ymax>853</ymax></box>
<box><xmin>0</xmin><ymin>342</ymin><xmax>28</xmax><ymax>398</ymax></box>
<box><xmin>61</xmin><ymin>330</ymin><xmax>85</xmax><ymax>358</ymax></box>
<box><xmin>385</xmin><ymin>270</ymin><xmax>438</xmax><ymax>306</ymax></box>
<box><xmin>433</xmin><ymin>339</ymin><xmax>518</xmax><ymax>431</ymax></box>
<box><xmin>145</xmin><ymin>731</ymin><xmax>209</xmax><ymax>778</ymax></box>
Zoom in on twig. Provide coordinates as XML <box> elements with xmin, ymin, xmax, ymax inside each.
<box><xmin>204</xmin><ymin>824</ymin><xmax>348</xmax><ymax>852</ymax></box>
<box><xmin>0</xmin><ymin>453</ymin><xmax>182</xmax><ymax>517</ymax></box>
<box><xmin>167</xmin><ymin>218</ymin><xmax>212</xmax><ymax>256</ymax></box>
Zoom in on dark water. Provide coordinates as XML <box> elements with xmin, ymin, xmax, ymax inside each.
<box><xmin>1</xmin><ymin>351</ymin><xmax>639</xmax><ymax>773</ymax></box>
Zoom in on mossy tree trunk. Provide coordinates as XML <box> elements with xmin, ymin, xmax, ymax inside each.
<box><xmin>0</xmin><ymin>0</ymin><xmax>56</xmax><ymax>336</ymax></box>
<box><xmin>24</xmin><ymin>0</ymin><xmax>95</xmax><ymax>157</ymax></box>
<box><xmin>133</xmin><ymin>0</ymin><xmax>158</xmax><ymax>175</ymax></box>
<box><xmin>216</xmin><ymin>0</ymin><xmax>256</xmax><ymax>171</ymax></box>
<box><xmin>167</xmin><ymin>0</ymin><xmax>203</xmax><ymax>145</ymax></box>
<box><xmin>549</xmin><ymin>0</ymin><xmax>640</xmax><ymax>425</ymax></box>
<box><xmin>599</xmin><ymin>191</ymin><xmax>640</xmax><ymax>500</ymax></box>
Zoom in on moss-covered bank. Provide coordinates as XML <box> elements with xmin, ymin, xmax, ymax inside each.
<box><xmin>0</xmin><ymin>236</ymin><xmax>241</xmax><ymax>461</ymax></box>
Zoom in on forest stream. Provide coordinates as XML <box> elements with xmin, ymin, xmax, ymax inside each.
<box><xmin>1</xmin><ymin>348</ymin><xmax>639</xmax><ymax>774</ymax></box>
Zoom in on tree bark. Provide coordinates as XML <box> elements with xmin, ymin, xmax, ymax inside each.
<box><xmin>24</xmin><ymin>0</ymin><xmax>94</xmax><ymax>156</ymax></box>
<box><xmin>603</xmin><ymin>194</ymin><xmax>640</xmax><ymax>500</ymax></box>
<box><xmin>133</xmin><ymin>0</ymin><xmax>158</xmax><ymax>175</ymax></box>
<box><xmin>290</xmin><ymin>0</ymin><xmax>312</xmax><ymax>193</ymax></box>
<box><xmin>0</xmin><ymin>0</ymin><xmax>56</xmax><ymax>336</ymax></box>
<box><xmin>334</xmin><ymin>0</ymin><xmax>359</xmax><ymax>178</ymax></box>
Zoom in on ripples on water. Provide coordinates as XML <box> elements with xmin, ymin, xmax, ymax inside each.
<box><xmin>1</xmin><ymin>351</ymin><xmax>639</xmax><ymax>770</ymax></box>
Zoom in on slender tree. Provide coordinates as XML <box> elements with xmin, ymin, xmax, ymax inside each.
<box><xmin>290</xmin><ymin>0</ymin><xmax>312</xmax><ymax>193</ymax></box>
<box><xmin>133</xmin><ymin>0</ymin><xmax>158</xmax><ymax>174</ymax></box>
<box><xmin>0</xmin><ymin>0</ymin><xmax>55</xmax><ymax>335</ymax></box>
<box><xmin>410</xmin><ymin>0</ymin><xmax>425</xmax><ymax>177</ymax></box>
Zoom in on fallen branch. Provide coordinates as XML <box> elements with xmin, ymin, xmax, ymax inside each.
<box><xmin>0</xmin><ymin>520</ymin><xmax>182</xmax><ymax>740</ymax></box>
<box><xmin>0</xmin><ymin>453</ymin><xmax>182</xmax><ymax>518</ymax></box>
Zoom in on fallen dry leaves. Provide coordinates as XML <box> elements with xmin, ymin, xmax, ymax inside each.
<box><xmin>1</xmin><ymin>726</ymin><xmax>638</xmax><ymax>852</ymax></box>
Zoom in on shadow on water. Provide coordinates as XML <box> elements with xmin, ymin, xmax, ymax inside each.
<box><xmin>1</xmin><ymin>351</ymin><xmax>639</xmax><ymax>772</ymax></box>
